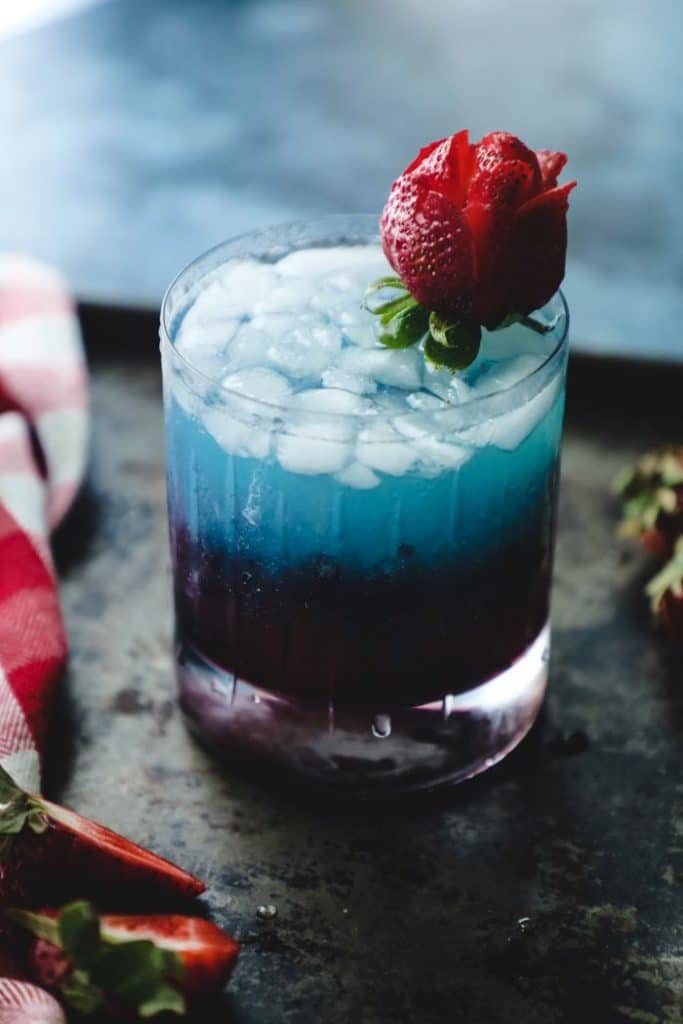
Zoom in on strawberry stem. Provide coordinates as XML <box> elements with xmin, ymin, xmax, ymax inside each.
<box><xmin>516</xmin><ymin>313</ymin><xmax>556</xmax><ymax>335</ymax></box>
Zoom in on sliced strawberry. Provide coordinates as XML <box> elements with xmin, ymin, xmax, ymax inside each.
<box><xmin>536</xmin><ymin>149</ymin><xmax>568</xmax><ymax>189</ymax></box>
<box><xmin>6</xmin><ymin>903</ymin><xmax>240</xmax><ymax>1019</ymax></box>
<box><xmin>0</xmin><ymin>766</ymin><xmax>205</xmax><ymax>905</ymax></box>
<box><xmin>98</xmin><ymin>914</ymin><xmax>240</xmax><ymax>995</ymax></box>
<box><xmin>507</xmin><ymin>180</ymin><xmax>576</xmax><ymax>316</ymax></box>
<box><xmin>405</xmin><ymin>129</ymin><xmax>474</xmax><ymax>208</ymax></box>
<box><xmin>380</xmin><ymin>177</ymin><xmax>476</xmax><ymax>320</ymax></box>
<box><xmin>471</xmin><ymin>131</ymin><xmax>542</xmax><ymax>191</ymax></box>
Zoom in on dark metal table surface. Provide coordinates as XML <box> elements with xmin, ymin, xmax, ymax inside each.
<box><xmin>1</xmin><ymin>0</ymin><xmax>683</xmax><ymax>360</ymax></box>
<box><xmin>47</xmin><ymin>314</ymin><xmax>683</xmax><ymax>1024</ymax></box>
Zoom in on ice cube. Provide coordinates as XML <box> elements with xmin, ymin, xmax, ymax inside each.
<box><xmin>224</xmin><ymin>322</ymin><xmax>275</xmax><ymax>370</ymax></box>
<box><xmin>479</xmin><ymin>322</ymin><xmax>555</xmax><ymax>362</ymax></box>
<box><xmin>335</xmin><ymin>462</ymin><xmax>380</xmax><ymax>490</ymax></box>
<box><xmin>474</xmin><ymin>354</ymin><xmax>545</xmax><ymax>397</ymax></box>
<box><xmin>276</xmin><ymin>434</ymin><xmax>351</xmax><ymax>475</ymax></box>
<box><xmin>422</xmin><ymin>363</ymin><xmax>474</xmax><ymax>405</ymax></box>
<box><xmin>322</xmin><ymin>368</ymin><xmax>377</xmax><ymax>395</ymax></box>
<box><xmin>340</xmin><ymin>309</ymin><xmax>380</xmax><ymax>349</ymax></box>
<box><xmin>356</xmin><ymin>419</ymin><xmax>417</xmax><ymax>476</ymax></box>
<box><xmin>252</xmin><ymin>279</ymin><xmax>317</xmax><ymax>315</ymax></box>
<box><xmin>290</xmin><ymin>387</ymin><xmax>370</xmax><ymax>416</ymax></box>
<box><xmin>277</xmin><ymin>245</ymin><xmax>390</xmax><ymax>280</ymax></box>
<box><xmin>406</xmin><ymin>391</ymin><xmax>443</xmax><ymax>412</ymax></box>
<box><xmin>412</xmin><ymin>436</ymin><xmax>471</xmax><ymax>470</ymax></box>
<box><xmin>458</xmin><ymin>376</ymin><xmax>561</xmax><ymax>451</ymax></box>
<box><xmin>215</xmin><ymin>259</ymin><xmax>278</xmax><ymax>316</ymax></box>
<box><xmin>202</xmin><ymin>407</ymin><xmax>272</xmax><ymax>460</ymax></box>
<box><xmin>261</xmin><ymin>315</ymin><xmax>342</xmax><ymax>379</ymax></box>
<box><xmin>221</xmin><ymin>367</ymin><xmax>292</xmax><ymax>407</ymax></box>
<box><xmin>339</xmin><ymin>347</ymin><xmax>422</xmax><ymax>390</ymax></box>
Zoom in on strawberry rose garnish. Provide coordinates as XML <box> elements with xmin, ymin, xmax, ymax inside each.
<box><xmin>5</xmin><ymin>902</ymin><xmax>240</xmax><ymax>1018</ymax></box>
<box><xmin>366</xmin><ymin>129</ymin><xmax>576</xmax><ymax>369</ymax></box>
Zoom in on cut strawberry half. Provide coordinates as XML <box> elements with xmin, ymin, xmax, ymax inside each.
<box><xmin>0</xmin><ymin>766</ymin><xmax>205</xmax><ymax>905</ymax></box>
<box><xmin>6</xmin><ymin>902</ymin><xmax>240</xmax><ymax>1019</ymax></box>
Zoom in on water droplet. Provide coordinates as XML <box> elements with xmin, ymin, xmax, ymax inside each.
<box><xmin>517</xmin><ymin>916</ymin><xmax>531</xmax><ymax>932</ymax></box>
<box><xmin>256</xmin><ymin>904</ymin><xmax>278</xmax><ymax>920</ymax></box>
<box><xmin>252</xmin><ymin>694</ymin><xmax>262</xmax><ymax>704</ymax></box>
<box><xmin>371</xmin><ymin>713</ymin><xmax>391</xmax><ymax>738</ymax></box>
<box><xmin>342</xmin><ymin>908</ymin><xmax>350</xmax><ymax>917</ymax></box>
<box><xmin>443</xmin><ymin>695</ymin><xmax>456</xmax><ymax>720</ymax></box>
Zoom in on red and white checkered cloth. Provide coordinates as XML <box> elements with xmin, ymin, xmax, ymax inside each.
<box><xmin>0</xmin><ymin>256</ymin><xmax>87</xmax><ymax>795</ymax></box>
<box><xmin>0</xmin><ymin>254</ymin><xmax>87</xmax><ymax>1024</ymax></box>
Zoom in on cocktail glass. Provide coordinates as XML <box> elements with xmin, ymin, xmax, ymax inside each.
<box><xmin>160</xmin><ymin>216</ymin><xmax>569</xmax><ymax>795</ymax></box>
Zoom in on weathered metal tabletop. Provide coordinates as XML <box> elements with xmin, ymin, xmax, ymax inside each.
<box><xmin>48</xmin><ymin>312</ymin><xmax>682</xmax><ymax>1023</ymax></box>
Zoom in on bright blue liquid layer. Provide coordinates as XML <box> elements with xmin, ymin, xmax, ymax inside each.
<box><xmin>165</xmin><ymin>390</ymin><xmax>565</xmax><ymax>575</ymax></box>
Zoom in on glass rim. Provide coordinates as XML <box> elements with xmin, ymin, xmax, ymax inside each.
<box><xmin>160</xmin><ymin>214</ymin><xmax>570</xmax><ymax>426</ymax></box>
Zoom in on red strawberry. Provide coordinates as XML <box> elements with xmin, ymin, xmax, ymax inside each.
<box><xmin>536</xmin><ymin>148</ymin><xmax>568</xmax><ymax>189</ymax></box>
<box><xmin>615</xmin><ymin>447</ymin><xmax>683</xmax><ymax>561</ymax></box>
<box><xmin>647</xmin><ymin>538</ymin><xmax>683</xmax><ymax>642</ymax></box>
<box><xmin>379</xmin><ymin>128</ymin><xmax>575</xmax><ymax>328</ymax></box>
<box><xmin>6</xmin><ymin>902</ymin><xmax>240</xmax><ymax>1018</ymax></box>
<box><xmin>0</xmin><ymin>766</ymin><xmax>205</xmax><ymax>905</ymax></box>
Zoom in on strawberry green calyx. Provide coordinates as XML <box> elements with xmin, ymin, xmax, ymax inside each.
<box><xmin>362</xmin><ymin>276</ymin><xmax>554</xmax><ymax>372</ymax></box>
<box><xmin>0</xmin><ymin>766</ymin><xmax>49</xmax><ymax>864</ymax></box>
<box><xmin>6</xmin><ymin>902</ymin><xmax>186</xmax><ymax>1019</ymax></box>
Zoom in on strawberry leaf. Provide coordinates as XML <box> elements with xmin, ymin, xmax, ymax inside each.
<box><xmin>4</xmin><ymin>907</ymin><xmax>61</xmax><ymax>946</ymax></box>
<box><xmin>139</xmin><ymin>982</ymin><xmax>186</xmax><ymax>1019</ymax></box>
<box><xmin>90</xmin><ymin>940</ymin><xmax>168</xmax><ymax>1002</ymax></box>
<box><xmin>362</xmin><ymin>275</ymin><xmax>408</xmax><ymax>313</ymax></box>
<box><xmin>377</xmin><ymin>294</ymin><xmax>418</xmax><ymax>323</ymax></box>
<box><xmin>427</xmin><ymin>314</ymin><xmax>481</xmax><ymax>370</ymax></box>
<box><xmin>59</xmin><ymin>902</ymin><xmax>101</xmax><ymax>968</ymax></box>
<box><xmin>378</xmin><ymin>304</ymin><xmax>429</xmax><ymax>349</ymax></box>
<box><xmin>60</xmin><ymin>970</ymin><xmax>105</xmax><ymax>1015</ymax></box>
<box><xmin>0</xmin><ymin>766</ymin><xmax>48</xmax><ymax>863</ymax></box>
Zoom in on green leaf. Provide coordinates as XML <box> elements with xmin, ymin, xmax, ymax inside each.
<box><xmin>362</xmin><ymin>276</ymin><xmax>408</xmax><ymax>314</ymax></box>
<box><xmin>377</xmin><ymin>294</ymin><xmax>417</xmax><ymax>323</ymax></box>
<box><xmin>379</xmin><ymin>304</ymin><xmax>429</xmax><ymax>349</ymax></box>
<box><xmin>59</xmin><ymin>902</ymin><xmax>101</xmax><ymax>968</ymax></box>
<box><xmin>90</xmin><ymin>940</ymin><xmax>170</xmax><ymax>1004</ymax></box>
<box><xmin>0</xmin><ymin>767</ymin><xmax>48</xmax><ymax>866</ymax></box>
<box><xmin>139</xmin><ymin>982</ymin><xmax>186</xmax><ymax>1019</ymax></box>
<box><xmin>426</xmin><ymin>315</ymin><xmax>481</xmax><ymax>370</ymax></box>
<box><xmin>4</xmin><ymin>907</ymin><xmax>61</xmax><ymax>946</ymax></box>
<box><xmin>60</xmin><ymin>970</ymin><xmax>105</xmax><ymax>1015</ymax></box>
<box><xmin>0</xmin><ymin>765</ymin><xmax>22</xmax><ymax>805</ymax></box>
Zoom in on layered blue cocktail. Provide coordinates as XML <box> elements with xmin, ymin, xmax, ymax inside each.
<box><xmin>161</xmin><ymin>217</ymin><xmax>568</xmax><ymax>793</ymax></box>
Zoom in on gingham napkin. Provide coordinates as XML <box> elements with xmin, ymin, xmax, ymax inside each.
<box><xmin>0</xmin><ymin>255</ymin><xmax>87</xmax><ymax>1023</ymax></box>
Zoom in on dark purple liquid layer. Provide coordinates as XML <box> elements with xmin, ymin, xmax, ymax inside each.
<box><xmin>173</xmin><ymin>524</ymin><xmax>553</xmax><ymax>708</ymax></box>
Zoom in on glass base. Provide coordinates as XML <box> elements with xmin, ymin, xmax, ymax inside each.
<box><xmin>177</xmin><ymin>623</ymin><xmax>549</xmax><ymax>797</ymax></box>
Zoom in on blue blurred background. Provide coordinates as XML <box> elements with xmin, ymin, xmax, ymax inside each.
<box><xmin>0</xmin><ymin>0</ymin><xmax>681</xmax><ymax>358</ymax></box>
